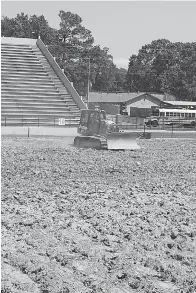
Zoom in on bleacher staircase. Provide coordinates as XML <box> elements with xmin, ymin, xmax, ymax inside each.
<box><xmin>1</xmin><ymin>38</ymin><xmax>86</xmax><ymax>127</ymax></box>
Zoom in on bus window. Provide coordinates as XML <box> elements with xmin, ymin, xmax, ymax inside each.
<box><xmin>177</xmin><ymin>113</ymin><xmax>180</xmax><ymax>117</ymax></box>
<box><xmin>181</xmin><ymin>113</ymin><xmax>185</xmax><ymax>117</ymax></box>
<box><xmin>185</xmin><ymin>113</ymin><xmax>188</xmax><ymax>117</ymax></box>
<box><xmin>192</xmin><ymin>113</ymin><xmax>195</xmax><ymax>118</ymax></box>
<box><xmin>169</xmin><ymin>112</ymin><xmax>174</xmax><ymax>117</ymax></box>
<box><xmin>160</xmin><ymin>112</ymin><xmax>164</xmax><ymax>117</ymax></box>
<box><xmin>189</xmin><ymin>113</ymin><xmax>192</xmax><ymax>118</ymax></box>
<box><xmin>173</xmin><ymin>112</ymin><xmax>177</xmax><ymax>117</ymax></box>
<box><xmin>166</xmin><ymin>112</ymin><xmax>169</xmax><ymax>116</ymax></box>
<box><xmin>152</xmin><ymin>109</ymin><xmax>159</xmax><ymax>116</ymax></box>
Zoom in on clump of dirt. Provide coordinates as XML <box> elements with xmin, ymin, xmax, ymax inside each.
<box><xmin>1</xmin><ymin>137</ymin><xmax>196</xmax><ymax>293</ymax></box>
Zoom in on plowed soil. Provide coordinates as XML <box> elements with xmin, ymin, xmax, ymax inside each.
<box><xmin>1</xmin><ymin>137</ymin><xmax>196</xmax><ymax>293</ymax></box>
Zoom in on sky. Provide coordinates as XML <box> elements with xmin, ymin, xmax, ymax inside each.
<box><xmin>1</xmin><ymin>1</ymin><xmax>196</xmax><ymax>69</ymax></box>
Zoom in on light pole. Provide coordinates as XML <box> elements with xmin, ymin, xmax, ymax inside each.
<box><xmin>87</xmin><ymin>57</ymin><xmax>91</xmax><ymax>108</ymax></box>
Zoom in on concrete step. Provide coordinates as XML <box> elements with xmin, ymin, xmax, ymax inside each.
<box><xmin>1</xmin><ymin>55</ymin><xmax>41</xmax><ymax>63</ymax></box>
<box><xmin>2</xmin><ymin>86</ymin><xmax>70</xmax><ymax>95</ymax></box>
<box><xmin>2</xmin><ymin>70</ymin><xmax>49</xmax><ymax>75</ymax></box>
<box><xmin>1</xmin><ymin>47</ymin><xmax>34</xmax><ymax>53</ymax></box>
<box><xmin>2</xmin><ymin>70</ymin><xmax>48</xmax><ymax>76</ymax></box>
<box><xmin>1</xmin><ymin>85</ymin><xmax>60</xmax><ymax>93</ymax></box>
<box><xmin>1</xmin><ymin>100</ymin><xmax>79</xmax><ymax>111</ymax></box>
<box><xmin>1</xmin><ymin>50</ymin><xmax>36</xmax><ymax>57</ymax></box>
<box><xmin>2</xmin><ymin>62</ymin><xmax>43</xmax><ymax>68</ymax></box>
<box><xmin>1</xmin><ymin>102</ymin><xmax>80</xmax><ymax>111</ymax></box>
<box><xmin>1</xmin><ymin>44</ymin><xmax>33</xmax><ymax>49</ymax></box>
<box><xmin>1</xmin><ymin>53</ymin><xmax>38</xmax><ymax>59</ymax></box>
<box><xmin>1</xmin><ymin>98</ymin><xmax>75</xmax><ymax>105</ymax></box>
<box><xmin>1</xmin><ymin>102</ymin><xmax>70</xmax><ymax>109</ymax></box>
<box><xmin>2</xmin><ymin>108</ymin><xmax>72</xmax><ymax>115</ymax></box>
<box><xmin>1</xmin><ymin>66</ymin><xmax>46</xmax><ymax>72</ymax></box>
<box><xmin>2</xmin><ymin>83</ymin><xmax>57</xmax><ymax>90</ymax></box>
<box><xmin>3</xmin><ymin>103</ymin><xmax>77</xmax><ymax>112</ymax></box>
<box><xmin>2</xmin><ymin>74</ymin><xmax>51</xmax><ymax>80</ymax></box>
<box><xmin>1</xmin><ymin>94</ymin><xmax>72</xmax><ymax>100</ymax></box>
<box><xmin>1</xmin><ymin>101</ymin><xmax>69</xmax><ymax>108</ymax></box>
<box><xmin>2</xmin><ymin>83</ymin><xmax>70</xmax><ymax>95</ymax></box>
<box><xmin>1</xmin><ymin>97</ymin><xmax>72</xmax><ymax>104</ymax></box>
<box><xmin>2</xmin><ymin>91</ymin><xmax>62</xmax><ymax>97</ymax></box>
<box><xmin>2</xmin><ymin>59</ymin><xmax>42</xmax><ymax>65</ymax></box>
<box><xmin>1</xmin><ymin>86</ymin><xmax>60</xmax><ymax>92</ymax></box>
<box><xmin>1</xmin><ymin>56</ymin><xmax>39</xmax><ymax>61</ymax></box>
<box><xmin>2</xmin><ymin>79</ymin><xmax>55</xmax><ymax>86</ymax></box>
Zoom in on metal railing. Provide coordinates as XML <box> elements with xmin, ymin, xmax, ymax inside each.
<box><xmin>1</xmin><ymin>117</ymin><xmax>80</xmax><ymax>127</ymax></box>
<box><xmin>108</xmin><ymin>115</ymin><xmax>196</xmax><ymax>131</ymax></box>
<box><xmin>2</xmin><ymin>115</ymin><xmax>196</xmax><ymax>131</ymax></box>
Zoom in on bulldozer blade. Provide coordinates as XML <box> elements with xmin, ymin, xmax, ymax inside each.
<box><xmin>107</xmin><ymin>132</ymin><xmax>140</xmax><ymax>150</ymax></box>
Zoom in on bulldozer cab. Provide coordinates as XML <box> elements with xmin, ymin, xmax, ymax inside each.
<box><xmin>79</xmin><ymin>109</ymin><xmax>106</xmax><ymax>136</ymax></box>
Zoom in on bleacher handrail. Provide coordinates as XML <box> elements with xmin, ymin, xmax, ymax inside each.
<box><xmin>36</xmin><ymin>38</ymin><xmax>87</xmax><ymax>110</ymax></box>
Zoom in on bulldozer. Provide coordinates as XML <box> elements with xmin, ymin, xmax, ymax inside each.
<box><xmin>74</xmin><ymin>109</ymin><xmax>140</xmax><ymax>150</ymax></box>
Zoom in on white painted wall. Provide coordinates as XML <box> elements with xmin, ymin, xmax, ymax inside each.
<box><xmin>126</xmin><ymin>96</ymin><xmax>160</xmax><ymax>114</ymax></box>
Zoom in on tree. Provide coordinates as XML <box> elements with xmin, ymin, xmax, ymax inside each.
<box><xmin>29</xmin><ymin>14</ymin><xmax>57</xmax><ymax>44</ymax></box>
<box><xmin>1</xmin><ymin>13</ymin><xmax>55</xmax><ymax>43</ymax></box>
<box><xmin>63</xmin><ymin>45</ymin><xmax>119</xmax><ymax>95</ymax></box>
<box><xmin>127</xmin><ymin>39</ymin><xmax>196</xmax><ymax>100</ymax></box>
<box><xmin>1</xmin><ymin>16</ymin><xmax>17</xmax><ymax>37</ymax></box>
<box><xmin>113</xmin><ymin>68</ymin><xmax>127</xmax><ymax>92</ymax></box>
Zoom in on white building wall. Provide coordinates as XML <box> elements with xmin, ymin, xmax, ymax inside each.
<box><xmin>126</xmin><ymin>97</ymin><xmax>160</xmax><ymax>114</ymax></box>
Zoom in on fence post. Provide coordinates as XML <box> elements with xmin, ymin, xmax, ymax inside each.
<box><xmin>5</xmin><ymin>117</ymin><xmax>6</xmax><ymax>127</ymax></box>
<box><xmin>115</xmin><ymin>114</ymin><xmax>119</xmax><ymax>125</ymax></box>
<box><xmin>27</xmin><ymin>127</ymin><xmax>30</xmax><ymax>137</ymax></box>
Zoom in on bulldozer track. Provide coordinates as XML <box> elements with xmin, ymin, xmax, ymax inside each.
<box><xmin>74</xmin><ymin>135</ymin><xmax>108</xmax><ymax>150</ymax></box>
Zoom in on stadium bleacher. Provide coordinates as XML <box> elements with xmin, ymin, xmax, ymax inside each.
<box><xmin>1</xmin><ymin>37</ymin><xmax>86</xmax><ymax>127</ymax></box>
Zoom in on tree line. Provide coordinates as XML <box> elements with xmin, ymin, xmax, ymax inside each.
<box><xmin>2</xmin><ymin>12</ymin><xmax>196</xmax><ymax>100</ymax></box>
<box><xmin>127</xmin><ymin>39</ymin><xmax>196</xmax><ymax>101</ymax></box>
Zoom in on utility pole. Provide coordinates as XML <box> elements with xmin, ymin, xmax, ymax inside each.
<box><xmin>87</xmin><ymin>57</ymin><xmax>91</xmax><ymax>108</ymax></box>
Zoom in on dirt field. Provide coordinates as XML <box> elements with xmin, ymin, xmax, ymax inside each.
<box><xmin>1</xmin><ymin>137</ymin><xmax>196</xmax><ymax>293</ymax></box>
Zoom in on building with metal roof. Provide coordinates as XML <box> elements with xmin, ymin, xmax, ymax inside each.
<box><xmin>88</xmin><ymin>92</ymin><xmax>176</xmax><ymax>116</ymax></box>
<box><xmin>88</xmin><ymin>92</ymin><xmax>176</xmax><ymax>104</ymax></box>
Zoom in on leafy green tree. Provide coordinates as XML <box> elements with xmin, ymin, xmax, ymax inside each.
<box><xmin>113</xmin><ymin>68</ymin><xmax>127</xmax><ymax>92</ymax></box>
<box><xmin>1</xmin><ymin>12</ymin><xmax>56</xmax><ymax>43</ymax></box>
<box><xmin>127</xmin><ymin>39</ymin><xmax>196</xmax><ymax>100</ymax></box>
<box><xmin>1</xmin><ymin>16</ymin><xmax>17</xmax><ymax>37</ymax></box>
